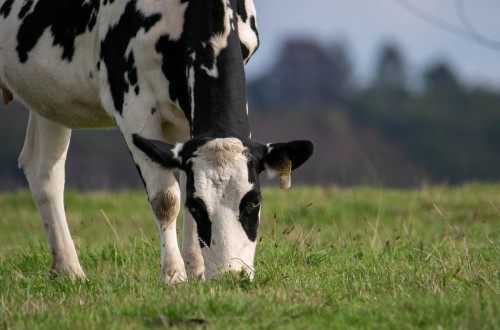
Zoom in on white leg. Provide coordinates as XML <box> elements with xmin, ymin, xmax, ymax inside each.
<box><xmin>148</xmin><ymin>176</ymin><xmax>186</xmax><ymax>284</ymax></box>
<box><xmin>18</xmin><ymin>112</ymin><xmax>85</xmax><ymax>278</ymax></box>
<box><xmin>180</xmin><ymin>172</ymin><xmax>205</xmax><ymax>280</ymax></box>
<box><xmin>119</xmin><ymin>121</ymin><xmax>186</xmax><ymax>285</ymax></box>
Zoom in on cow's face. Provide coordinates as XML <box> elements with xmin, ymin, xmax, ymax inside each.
<box><xmin>133</xmin><ymin>134</ymin><xmax>313</xmax><ymax>280</ymax></box>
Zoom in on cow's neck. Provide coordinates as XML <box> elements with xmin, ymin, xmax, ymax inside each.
<box><xmin>184</xmin><ymin>1</ymin><xmax>250</xmax><ymax>139</ymax></box>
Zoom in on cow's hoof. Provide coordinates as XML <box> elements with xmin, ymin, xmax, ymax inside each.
<box><xmin>50</xmin><ymin>262</ymin><xmax>87</xmax><ymax>281</ymax></box>
<box><xmin>185</xmin><ymin>264</ymin><xmax>205</xmax><ymax>281</ymax></box>
<box><xmin>161</xmin><ymin>268</ymin><xmax>187</xmax><ymax>285</ymax></box>
<box><xmin>188</xmin><ymin>269</ymin><xmax>205</xmax><ymax>281</ymax></box>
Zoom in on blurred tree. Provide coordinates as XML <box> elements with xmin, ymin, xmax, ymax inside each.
<box><xmin>374</xmin><ymin>42</ymin><xmax>408</xmax><ymax>97</ymax></box>
<box><xmin>423</xmin><ymin>61</ymin><xmax>465</xmax><ymax>108</ymax></box>
<box><xmin>248</xmin><ymin>38</ymin><xmax>353</xmax><ymax>111</ymax></box>
<box><xmin>328</xmin><ymin>39</ymin><xmax>354</xmax><ymax>102</ymax></box>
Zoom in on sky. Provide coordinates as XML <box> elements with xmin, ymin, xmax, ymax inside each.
<box><xmin>245</xmin><ymin>0</ymin><xmax>500</xmax><ymax>88</ymax></box>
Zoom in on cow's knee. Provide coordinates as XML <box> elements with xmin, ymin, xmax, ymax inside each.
<box><xmin>19</xmin><ymin>154</ymin><xmax>65</xmax><ymax>206</ymax></box>
<box><xmin>150</xmin><ymin>185</ymin><xmax>181</xmax><ymax>228</ymax></box>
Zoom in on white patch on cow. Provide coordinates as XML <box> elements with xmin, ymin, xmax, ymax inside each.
<box><xmin>172</xmin><ymin>142</ymin><xmax>184</xmax><ymax>160</ymax></box>
<box><xmin>162</xmin><ymin>0</ymin><xmax>189</xmax><ymax>41</ymax></box>
<box><xmin>228</xmin><ymin>3</ymin><xmax>235</xmax><ymax>30</ymax></box>
<box><xmin>246</xmin><ymin>104</ymin><xmax>251</xmax><ymax>138</ymax></box>
<box><xmin>138</xmin><ymin>0</ymin><xmax>188</xmax><ymax>41</ymax></box>
<box><xmin>264</xmin><ymin>143</ymin><xmax>277</xmax><ymax>178</ymax></box>
<box><xmin>188</xmin><ymin>66</ymin><xmax>196</xmax><ymax>122</ymax></box>
<box><xmin>99</xmin><ymin>1</ymin><xmax>129</xmax><ymax>36</ymax></box>
<box><xmin>189</xmin><ymin>138</ymin><xmax>256</xmax><ymax>280</ymax></box>
<box><xmin>237</xmin><ymin>16</ymin><xmax>258</xmax><ymax>60</ymax></box>
<box><xmin>237</xmin><ymin>0</ymin><xmax>259</xmax><ymax>63</ymax></box>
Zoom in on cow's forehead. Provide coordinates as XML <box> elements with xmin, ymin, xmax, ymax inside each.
<box><xmin>187</xmin><ymin>138</ymin><xmax>254</xmax><ymax>207</ymax></box>
<box><xmin>194</xmin><ymin>138</ymin><xmax>246</xmax><ymax>166</ymax></box>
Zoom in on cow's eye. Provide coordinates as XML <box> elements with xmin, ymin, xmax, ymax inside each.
<box><xmin>242</xmin><ymin>200</ymin><xmax>260</xmax><ymax>215</ymax></box>
<box><xmin>240</xmin><ymin>189</ymin><xmax>262</xmax><ymax>215</ymax></box>
<box><xmin>239</xmin><ymin>191</ymin><xmax>261</xmax><ymax>242</ymax></box>
<box><xmin>250</xmin><ymin>201</ymin><xmax>261</xmax><ymax>209</ymax></box>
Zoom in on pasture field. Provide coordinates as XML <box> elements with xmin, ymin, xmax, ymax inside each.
<box><xmin>0</xmin><ymin>184</ymin><xmax>499</xmax><ymax>329</ymax></box>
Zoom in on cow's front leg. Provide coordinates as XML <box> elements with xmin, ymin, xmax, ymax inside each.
<box><xmin>122</xmin><ymin>129</ymin><xmax>186</xmax><ymax>285</ymax></box>
<box><xmin>148</xmin><ymin>175</ymin><xmax>186</xmax><ymax>284</ymax></box>
<box><xmin>149</xmin><ymin>183</ymin><xmax>186</xmax><ymax>284</ymax></box>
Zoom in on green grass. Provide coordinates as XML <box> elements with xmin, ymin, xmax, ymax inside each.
<box><xmin>0</xmin><ymin>184</ymin><xmax>499</xmax><ymax>329</ymax></box>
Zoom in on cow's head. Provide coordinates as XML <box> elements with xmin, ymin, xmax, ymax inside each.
<box><xmin>133</xmin><ymin>134</ymin><xmax>313</xmax><ymax>280</ymax></box>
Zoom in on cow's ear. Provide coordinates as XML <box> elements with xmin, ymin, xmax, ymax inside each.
<box><xmin>132</xmin><ymin>134</ymin><xmax>182</xmax><ymax>169</ymax></box>
<box><xmin>263</xmin><ymin>140</ymin><xmax>314</xmax><ymax>190</ymax></box>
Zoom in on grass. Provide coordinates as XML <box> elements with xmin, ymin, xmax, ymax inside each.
<box><xmin>0</xmin><ymin>184</ymin><xmax>499</xmax><ymax>329</ymax></box>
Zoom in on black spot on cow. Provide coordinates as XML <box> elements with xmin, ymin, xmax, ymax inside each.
<box><xmin>155</xmin><ymin>0</ymin><xmax>241</xmax><ymax>132</ymax></box>
<box><xmin>185</xmin><ymin>196</ymin><xmax>212</xmax><ymax>248</ymax></box>
<box><xmin>249</xmin><ymin>17</ymin><xmax>258</xmax><ymax>39</ymax></box>
<box><xmin>235</xmin><ymin>0</ymin><xmax>248</xmax><ymax>21</ymax></box>
<box><xmin>154</xmin><ymin>36</ymin><xmax>190</xmax><ymax>123</ymax></box>
<box><xmin>100</xmin><ymin>0</ymin><xmax>160</xmax><ymax>114</ymax></box>
<box><xmin>240</xmin><ymin>43</ymin><xmax>250</xmax><ymax>62</ymax></box>
<box><xmin>179</xmin><ymin>148</ymin><xmax>213</xmax><ymax>248</ymax></box>
<box><xmin>244</xmin><ymin>140</ymin><xmax>267</xmax><ymax>184</ymax></box>
<box><xmin>238</xmin><ymin>189</ymin><xmax>261</xmax><ymax>242</ymax></box>
<box><xmin>151</xmin><ymin>107</ymin><xmax>157</xmax><ymax>115</ymax></box>
<box><xmin>156</xmin><ymin>0</ymin><xmax>249</xmax><ymax>137</ymax></box>
<box><xmin>96</xmin><ymin>61</ymin><xmax>100</xmax><ymax>71</ymax></box>
<box><xmin>89</xmin><ymin>71</ymin><xmax>94</xmax><ymax>79</ymax></box>
<box><xmin>125</xmin><ymin>52</ymin><xmax>140</xmax><ymax>96</ymax></box>
<box><xmin>126</xmin><ymin>53</ymin><xmax>138</xmax><ymax>86</ymax></box>
<box><xmin>18</xmin><ymin>0</ymin><xmax>34</xmax><ymax>19</ymax></box>
<box><xmin>0</xmin><ymin>0</ymin><xmax>14</xmax><ymax>18</ymax></box>
<box><xmin>16</xmin><ymin>0</ymin><xmax>100</xmax><ymax>63</ymax></box>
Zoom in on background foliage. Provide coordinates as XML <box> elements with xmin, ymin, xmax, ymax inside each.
<box><xmin>1</xmin><ymin>38</ymin><xmax>500</xmax><ymax>189</ymax></box>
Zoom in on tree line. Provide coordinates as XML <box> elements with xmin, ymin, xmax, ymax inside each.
<box><xmin>248</xmin><ymin>38</ymin><xmax>500</xmax><ymax>186</ymax></box>
<box><xmin>1</xmin><ymin>37</ymin><xmax>499</xmax><ymax>190</ymax></box>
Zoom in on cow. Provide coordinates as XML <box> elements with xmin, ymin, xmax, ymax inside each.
<box><xmin>0</xmin><ymin>0</ymin><xmax>313</xmax><ymax>284</ymax></box>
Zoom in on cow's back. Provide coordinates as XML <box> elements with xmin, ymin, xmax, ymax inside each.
<box><xmin>0</xmin><ymin>0</ymin><xmax>258</xmax><ymax>134</ymax></box>
<box><xmin>0</xmin><ymin>0</ymin><xmax>113</xmax><ymax>128</ymax></box>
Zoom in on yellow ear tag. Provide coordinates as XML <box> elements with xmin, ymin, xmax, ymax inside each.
<box><xmin>278</xmin><ymin>159</ymin><xmax>292</xmax><ymax>190</ymax></box>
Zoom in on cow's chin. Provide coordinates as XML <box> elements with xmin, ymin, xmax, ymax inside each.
<box><xmin>201</xmin><ymin>243</ymin><xmax>256</xmax><ymax>281</ymax></box>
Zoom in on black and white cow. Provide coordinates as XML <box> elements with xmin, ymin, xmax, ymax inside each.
<box><xmin>0</xmin><ymin>0</ymin><xmax>313</xmax><ymax>283</ymax></box>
